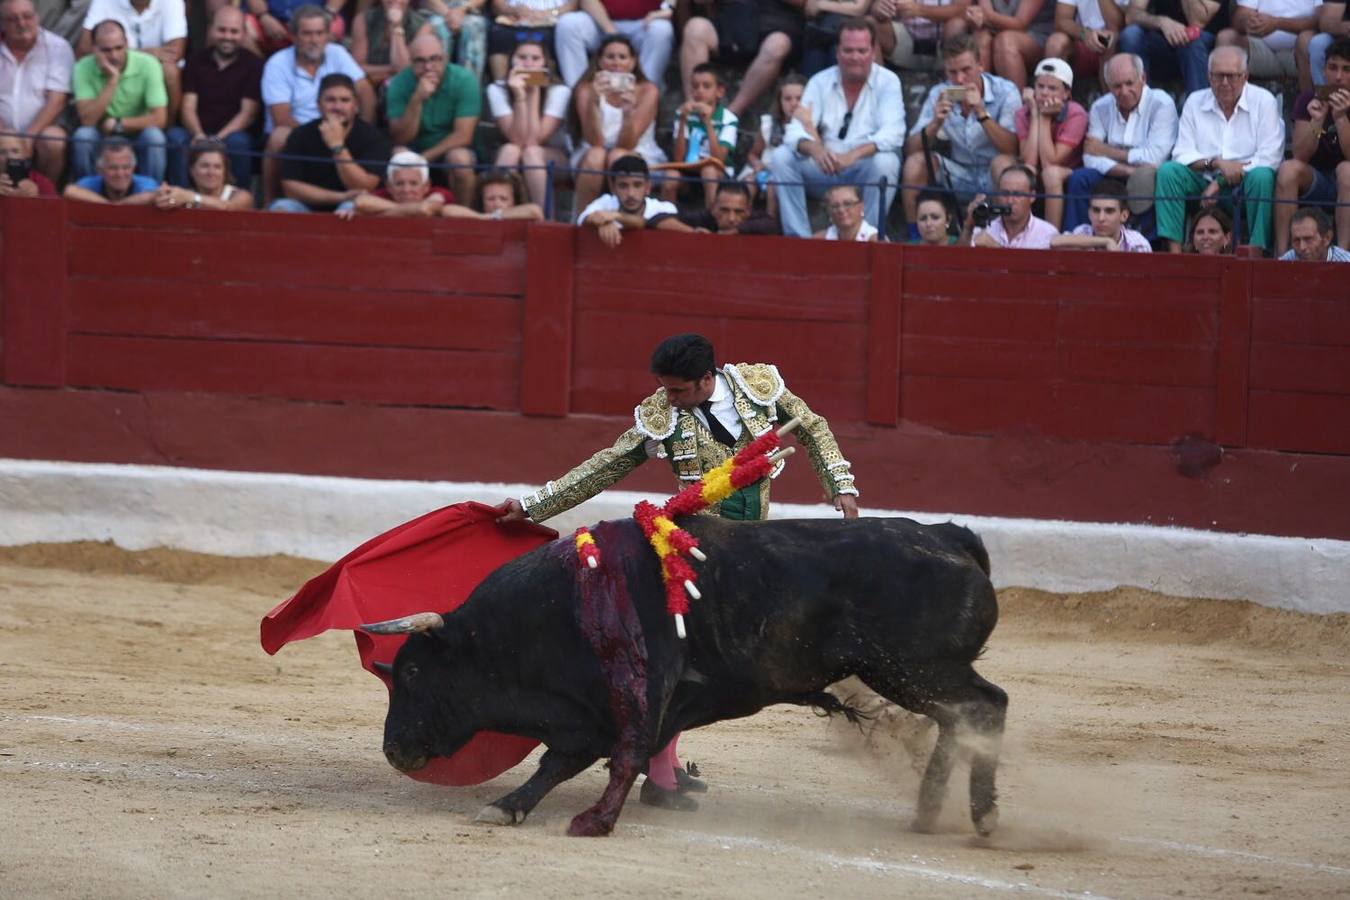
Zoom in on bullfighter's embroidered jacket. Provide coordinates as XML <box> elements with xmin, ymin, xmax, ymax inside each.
<box><xmin>520</xmin><ymin>363</ymin><xmax>858</xmax><ymax>523</ymax></box>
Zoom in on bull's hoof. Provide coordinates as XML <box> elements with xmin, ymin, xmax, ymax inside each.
<box><xmin>640</xmin><ymin>779</ymin><xmax>699</xmax><ymax>811</ymax></box>
<box><xmin>474</xmin><ymin>804</ymin><xmax>525</xmax><ymax>826</ymax></box>
<box><xmin>567</xmin><ymin>811</ymin><xmax>614</xmax><ymax>837</ymax></box>
<box><xmin>974</xmin><ymin>806</ymin><xmax>999</xmax><ymax>838</ymax></box>
<box><xmin>675</xmin><ymin>765</ymin><xmax>708</xmax><ymax>795</ymax></box>
<box><xmin>910</xmin><ymin>812</ymin><xmax>940</xmax><ymax>834</ymax></box>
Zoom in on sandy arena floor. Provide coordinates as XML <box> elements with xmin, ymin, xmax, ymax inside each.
<box><xmin>1</xmin><ymin>541</ymin><xmax>1348</xmax><ymax>899</ymax></box>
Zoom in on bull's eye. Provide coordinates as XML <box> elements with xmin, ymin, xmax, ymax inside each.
<box><xmin>404</xmin><ymin>663</ymin><xmax>419</xmax><ymax>683</ymax></box>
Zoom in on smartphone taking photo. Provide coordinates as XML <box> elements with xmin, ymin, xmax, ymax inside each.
<box><xmin>5</xmin><ymin>158</ymin><xmax>30</xmax><ymax>186</ymax></box>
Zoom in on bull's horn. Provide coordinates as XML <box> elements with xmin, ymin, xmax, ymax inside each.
<box><xmin>372</xmin><ymin>660</ymin><xmax>394</xmax><ymax>675</ymax></box>
<box><xmin>359</xmin><ymin>612</ymin><xmax>445</xmax><ymax>635</ymax></box>
<box><xmin>776</xmin><ymin>417</ymin><xmax>802</xmax><ymax>437</ymax></box>
<box><xmin>767</xmin><ymin>446</ymin><xmax>796</xmax><ymax>465</ymax></box>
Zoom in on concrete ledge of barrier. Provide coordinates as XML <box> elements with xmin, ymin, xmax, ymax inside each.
<box><xmin>0</xmin><ymin>459</ymin><xmax>1346</xmax><ymax>615</ymax></box>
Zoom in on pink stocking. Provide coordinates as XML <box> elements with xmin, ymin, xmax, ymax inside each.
<box><xmin>646</xmin><ymin>734</ymin><xmax>681</xmax><ymax>790</ymax></box>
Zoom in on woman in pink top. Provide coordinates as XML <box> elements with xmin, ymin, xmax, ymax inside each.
<box><xmin>1014</xmin><ymin>57</ymin><xmax>1087</xmax><ymax>229</ymax></box>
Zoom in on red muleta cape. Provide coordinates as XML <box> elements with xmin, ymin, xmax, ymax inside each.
<box><xmin>260</xmin><ymin>501</ymin><xmax>557</xmax><ymax>786</ymax></box>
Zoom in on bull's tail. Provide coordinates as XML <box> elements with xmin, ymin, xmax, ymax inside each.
<box><xmin>933</xmin><ymin>523</ymin><xmax>991</xmax><ymax>577</ymax></box>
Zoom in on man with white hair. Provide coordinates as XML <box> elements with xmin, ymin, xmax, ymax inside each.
<box><xmin>0</xmin><ymin>0</ymin><xmax>73</xmax><ymax>181</ymax></box>
<box><xmin>1063</xmin><ymin>51</ymin><xmax>1178</xmax><ymax>231</ymax></box>
<box><xmin>1155</xmin><ymin>45</ymin><xmax>1283</xmax><ymax>252</ymax></box>
<box><xmin>351</xmin><ymin>149</ymin><xmax>455</xmax><ymax>216</ymax></box>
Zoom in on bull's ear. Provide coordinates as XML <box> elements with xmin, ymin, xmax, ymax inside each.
<box><xmin>359</xmin><ymin>612</ymin><xmax>445</xmax><ymax>635</ymax></box>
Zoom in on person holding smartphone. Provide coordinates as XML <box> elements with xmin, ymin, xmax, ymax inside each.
<box><xmin>1044</xmin><ymin>0</ymin><xmax>1126</xmax><ymax>79</ymax></box>
<box><xmin>0</xmin><ymin>132</ymin><xmax>57</xmax><ymax>197</ymax></box>
<box><xmin>1274</xmin><ymin>36</ymin><xmax>1350</xmax><ymax>255</ymax></box>
<box><xmin>486</xmin><ymin>39</ymin><xmax>572</xmax><ymax>206</ymax></box>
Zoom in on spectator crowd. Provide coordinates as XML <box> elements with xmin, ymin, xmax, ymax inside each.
<box><xmin>2</xmin><ymin>0</ymin><xmax>1348</xmax><ymax>258</ymax></box>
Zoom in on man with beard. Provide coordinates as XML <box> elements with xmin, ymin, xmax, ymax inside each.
<box><xmin>167</xmin><ymin>6</ymin><xmax>261</xmax><ymax>188</ymax></box>
<box><xmin>678</xmin><ymin>181</ymin><xmax>781</xmax><ymax>233</ymax></box>
<box><xmin>270</xmin><ymin>73</ymin><xmax>390</xmax><ymax>212</ymax></box>
<box><xmin>575</xmin><ymin>154</ymin><xmax>694</xmax><ymax>248</ymax></box>
<box><xmin>260</xmin><ymin>4</ymin><xmax>373</xmax><ymax>204</ymax></box>
<box><xmin>0</xmin><ymin>0</ymin><xmax>73</xmax><ymax>182</ymax></box>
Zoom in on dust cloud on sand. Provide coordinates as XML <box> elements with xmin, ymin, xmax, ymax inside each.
<box><xmin>2</xmin><ymin>542</ymin><xmax>1348</xmax><ymax>898</ymax></box>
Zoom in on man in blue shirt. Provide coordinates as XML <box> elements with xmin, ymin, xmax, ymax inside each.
<box><xmin>1280</xmin><ymin>207</ymin><xmax>1350</xmax><ymax>261</ymax></box>
<box><xmin>901</xmin><ymin>32</ymin><xmax>1021</xmax><ymax>235</ymax></box>
<box><xmin>61</xmin><ymin>136</ymin><xmax>158</xmax><ymax>204</ymax></box>
<box><xmin>768</xmin><ymin>19</ymin><xmax>905</xmax><ymax>238</ymax></box>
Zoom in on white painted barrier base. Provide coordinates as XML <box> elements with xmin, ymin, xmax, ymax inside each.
<box><xmin>1</xmin><ymin>459</ymin><xmax>1346</xmax><ymax>615</ymax></box>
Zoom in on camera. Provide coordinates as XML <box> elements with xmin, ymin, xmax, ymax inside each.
<box><xmin>5</xmin><ymin>157</ymin><xmax>30</xmax><ymax>186</ymax></box>
<box><xmin>970</xmin><ymin>200</ymin><xmax>1012</xmax><ymax>227</ymax></box>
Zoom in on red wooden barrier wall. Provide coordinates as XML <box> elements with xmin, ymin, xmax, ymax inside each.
<box><xmin>3</xmin><ymin>197</ymin><xmax>1349</xmax><ymax>539</ymax></box>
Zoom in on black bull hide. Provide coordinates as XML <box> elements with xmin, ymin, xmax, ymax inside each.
<box><xmin>370</xmin><ymin>516</ymin><xmax>1006</xmax><ymax>838</ymax></box>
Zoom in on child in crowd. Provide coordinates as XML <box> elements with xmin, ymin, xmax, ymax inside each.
<box><xmin>1050</xmin><ymin>180</ymin><xmax>1151</xmax><ymax>251</ymax></box>
<box><xmin>741</xmin><ymin>75</ymin><xmax>816</xmax><ymax>220</ymax></box>
<box><xmin>1015</xmin><ymin>56</ymin><xmax>1087</xmax><ymax>229</ymax></box>
<box><xmin>660</xmin><ymin>63</ymin><xmax>739</xmax><ymax>207</ymax></box>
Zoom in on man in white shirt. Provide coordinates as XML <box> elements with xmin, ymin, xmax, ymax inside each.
<box><xmin>1217</xmin><ymin>0</ymin><xmax>1322</xmax><ymax>87</ymax></box>
<box><xmin>768</xmin><ymin>18</ymin><xmax>904</xmax><ymax>237</ymax></box>
<box><xmin>1064</xmin><ymin>52</ymin><xmax>1177</xmax><ymax>230</ymax></box>
<box><xmin>77</xmin><ymin>0</ymin><xmax>186</xmax><ymax>119</ymax></box>
<box><xmin>575</xmin><ymin>154</ymin><xmax>694</xmax><ymax>248</ymax></box>
<box><xmin>0</xmin><ymin>0</ymin><xmax>73</xmax><ymax>180</ymax></box>
<box><xmin>1155</xmin><ymin>45</ymin><xmax>1284</xmax><ymax>251</ymax></box>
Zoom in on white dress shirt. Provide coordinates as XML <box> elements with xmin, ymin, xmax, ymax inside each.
<box><xmin>784</xmin><ymin>63</ymin><xmax>906</xmax><ymax>156</ymax></box>
<box><xmin>1083</xmin><ymin>84</ymin><xmax>1179</xmax><ymax>174</ymax></box>
<box><xmin>693</xmin><ymin>372</ymin><xmax>744</xmax><ymax>443</ymax></box>
<box><xmin>0</xmin><ymin>29</ymin><xmax>73</xmax><ymax>133</ymax></box>
<box><xmin>83</xmin><ymin>0</ymin><xmax>187</xmax><ymax>49</ymax></box>
<box><xmin>1171</xmin><ymin>83</ymin><xmax>1285</xmax><ymax>172</ymax></box>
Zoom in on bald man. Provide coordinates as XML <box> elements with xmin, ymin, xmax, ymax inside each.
<box><xmin>386</xmin><ymin>32</ymin><xmax>481</xmax><ymax>203</ymax></box>
<box><xmin>167</xmin><ymin>6</ymin><xmax>263</xmax><ymax>186</ymax></box>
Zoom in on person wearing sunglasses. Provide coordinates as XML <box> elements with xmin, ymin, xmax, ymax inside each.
<box><xmin>768</xmin><ymin>17</ymin><xmax>904</xmax><ymax>237</ymax></box>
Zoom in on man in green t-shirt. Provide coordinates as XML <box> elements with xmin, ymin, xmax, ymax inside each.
<box><xmin>71</xmin><ymin>18</ymin><xmax>167</xmax><ymax>180</ymax></box>
<box><xmin>387</xmin><ymin>33</ymin><xmax>480</xmax><ymax>205</ymax></box>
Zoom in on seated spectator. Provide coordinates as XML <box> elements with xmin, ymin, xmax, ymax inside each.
<box><xmin>1186</xmin><ymin>205</ymin><xmax>1232</xmax><ymax>252</ymax></box>
<box><xmin>32</xmin><ymin>0</ymin><xmax>91</xmax><ymax>44</ymax></box>
<box><xmin>813</xmin><ymin>183</ymin><xmax>879</xmax><ymax>239</ymax></box>
<box><xmin>769</xmin><ymin>19</ymin><xmax>904</xmax><ymax>238</ymax></box>
<box><xmin>967</xmin><ymin>0</ymin><xmax>1056</xmax><ymax>89</ymax></box>
<box><xmin>902</xmin><ymin>33</ymin><xmax>1021</xmax><ymax>233</ymax></box>
<box><xmin>270</xmin><ymin>73</ymin><xmax>391</xmax><ymax>212</ymax></box>
<box><xmin>1182</xmin><ymin>206</ymin><xmax>1230</xmax><ymax>252</ymax></box>
<box><xmin>0</xmin><ymin>130</ymin><xmax>57</xmax><ymax>195</ymax></box>
<box><xmin>962</xmin><ymin>161</ymin><xmax>1059</xmax><ymax>246</ymax></box>
<box><xmin>1310</xmin><ymin>1</ymin><xmax>1348</xmax><ymax>84</ymax></box>
<box><xmin>739</xmin><ymin>75</ymin><xmax>811</xmax><ymax>218</ymax></box>
<box><xmin>1015</xmin><ymin>57</ymin><xmax>1086</xmax><ymax>228</ymax></box>
<box><xmin>575</xmin><ymin>153</ymin><xmax>693</xmax><ymax>247</ymax></box>
<box><xmin>351</xmin><ymin>0</ymin><xmax>435</xmax><ymax>88</ymax></box>
<box><xmin>1279</xmin><ymin>204</ymin><xmax>1350</xmax><ymax>258</ymax></box>
<box><xmin>556</xmin><ymin>0</ymin><xmax>672</xmax><ymax>86</ymax></box>
<box><xmin>62</xmin><ymin>134</ymin><xmax>158</xmax><ymax>203</ymax></box>
<box><xmin>679</xmin><ymin>0</ymin><xmax>804</xmax><ymax>116</ymax></box>
<box><xmin>1275</xmin><ymin>36</ymin><xmax>1349</xmax><ymax>255</ymax></box>
<box><xmin>422</xmin><ymin>0</ymin><xmax>489</xmax><ymax>81</ymax></box>
<box><xmin>78</xmin><ymin>0</ymin><xmax>185</xmax><ymax>121</ymax></box>
<box><xmin>154</xmin><ymin>140</ymin><xmax>254</xmax><ymax>210</ymax></box>
<box><xmin>388</xmin><ymin>33</ymin><xmax>481</xmax><ymax>206</ymax></box>
<box><xmin>1119</xmin><ymin>0</ymin><xmax>1228</xmax><ymax>95</ymax></box>
<box><xmin>912</xmin><ymin>188</ymin><xmax>959</xmax><ymax>242</ymax></box>
<box><xmin>167</xmin><ymin>6</ymin><xmax>261</xmax><ymax>189</ymax></box>
<box><xmin>1217</xmin><ymin>0</ymin><xmax>1320</xmax><ymax>92</ymax></box>
<box><xmin>485</xmin><ymin>0</ymin><xmax>576</xmax><ymax>81</ymax></box>
<box><xmin>570</xmin><ymin>34</ymin><xmax>665</xmax><ymax>214</ymax></box>
<box><xmin>1044</xmin><ymin>0</ymin><xmax>1126</xmax><ymax>80</ymax></box>
<box><xmin>1156</xmin><ymin>46</ymin><xmax>1283</xmax><ymax>252</ymax></box>
<box><xmin>677</xmin><ymin>179</ymin><xmax>781</xmax><ymax>232</ymax></box>
<box><xmin>71</xmin><ymin>19</ymin><xmax>166</xmax><ymax>180</ymax></box>
<box><xmin>0</xmin><ymin>0</ymin><xmax>73</xmax><ymax>182</ymax></box>
<box><xmin>1065</xmin><ymin>52</ymin><xmax>1177</xmax><ymax>232</ymax></box>
<box><xmin>659</xmin><ymin>62</ymin><xmax>738</xmax><ymax>207</ymax></box>
<box><xmin>244</xmin><ymin>0</ymin><xmax>346</xmax><ymax>56</ymax></box>
<box><xmin>802</xmin><ymin>0</ymin><xmax>873</xmax><ymax>77</ymax></box>
<box><xmin>486</xmin><ymin>39</ymin><xmax>571</xmax><ymax>206</ymax></box>
<box><xmin>871</xmin><ymin>0</ymin><xmax>972</xmax><ymax>74</ymax></box>
<box><xmin>444</xmin><ymin>167</ymin><xmax>547</xmax><ymax>217</ymax></box>
<box><xmin>1050</xmin><ymin>178</ymin><xmax>1152</xmax><ymax>248</ymax></box>
<box><xmin>260</xmin><ymin>5</ymin><xmax>374</xmax><ymax>205</ymax></box>
<box><xmin>350</xmin><ymin>148</ymin><xmax>456</xmax><ymax>216</ymax></box>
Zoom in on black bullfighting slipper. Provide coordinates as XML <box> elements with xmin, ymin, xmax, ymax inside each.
<box><xmin>639</xmin><ymin>778</ymin><xmax>699</xmax><ymax>811</ymax></box>
<box><xmin>675</xmin><ymin>763</ymin><xmax>707</xmax><ymax>794</ymax></box>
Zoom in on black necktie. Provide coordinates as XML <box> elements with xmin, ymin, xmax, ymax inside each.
<box><xmin>698</xmin><ymin>400</ymin><xmax>737</xmax><ymax>448</ymax></box>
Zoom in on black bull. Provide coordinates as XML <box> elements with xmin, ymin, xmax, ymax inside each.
<box><xmin>362</xmin><ymin>516</ymin><xmax>1007</xmax><ymax>838</ymax></box>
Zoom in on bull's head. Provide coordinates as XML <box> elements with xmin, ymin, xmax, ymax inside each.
<box><xmin>359</xmin><ymin>612</ymin><xmax>477</xmax><ymax>774</ymax></box>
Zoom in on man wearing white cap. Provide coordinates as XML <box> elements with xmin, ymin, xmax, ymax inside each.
<box><xmin>1014</xmin><ymin>56</ymin><xmax>1088</xmax><ymax>228</ymax></box>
